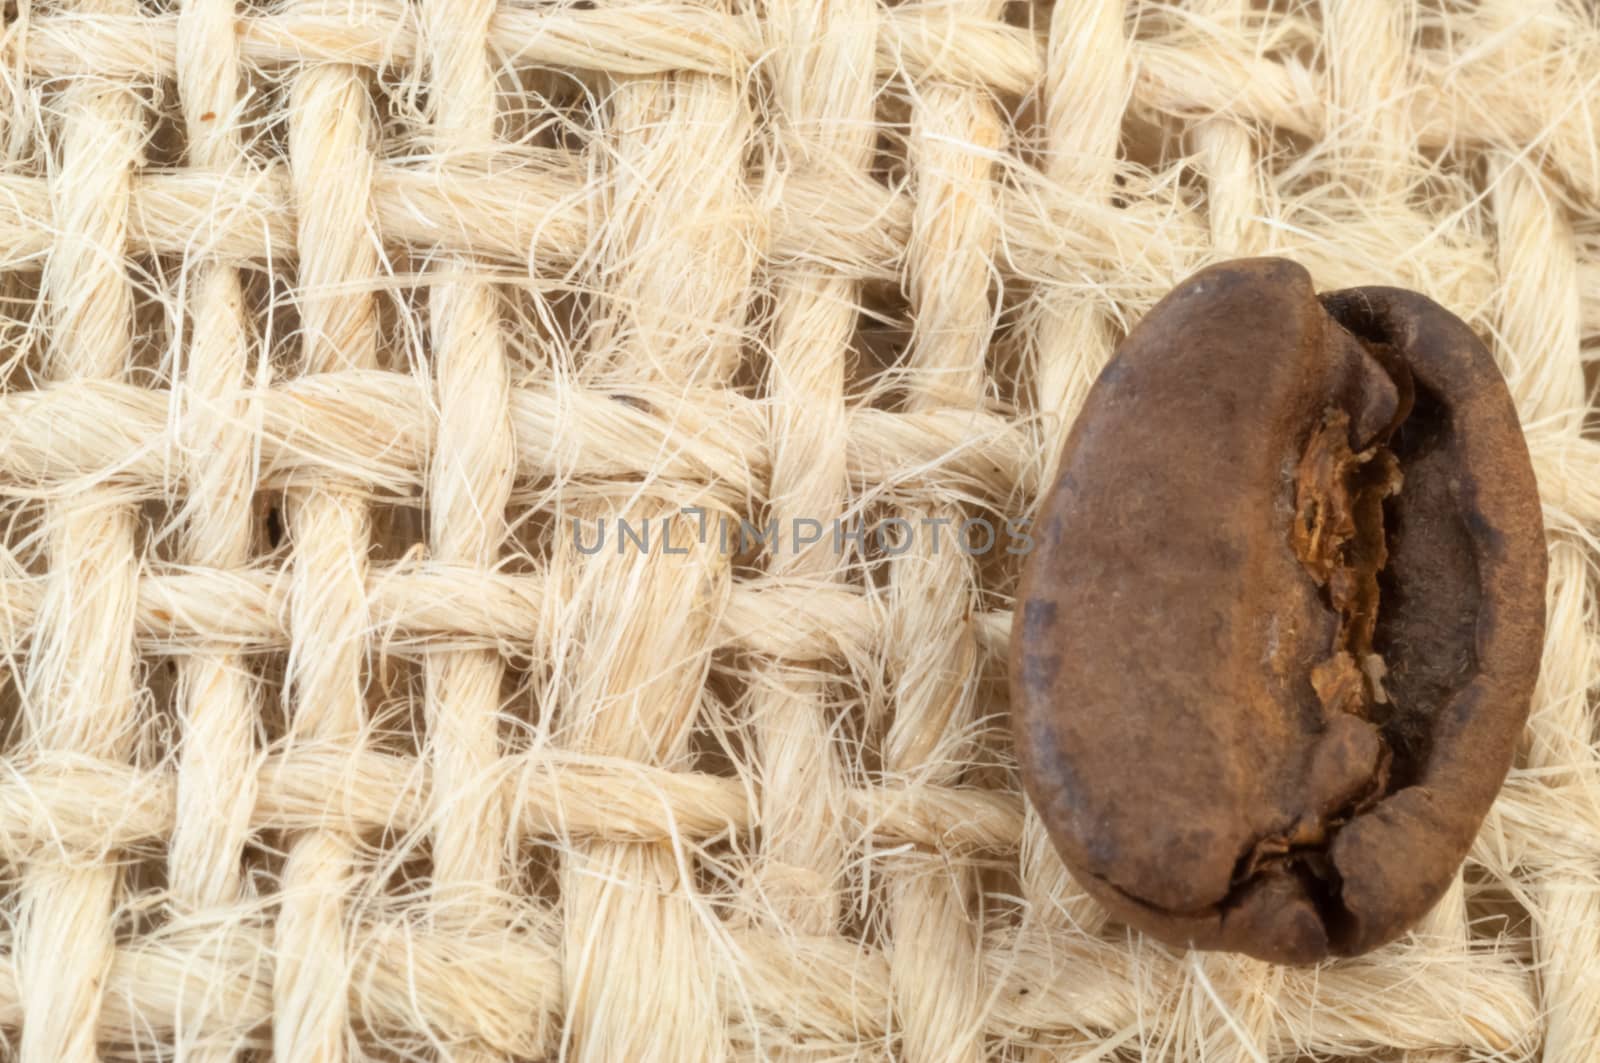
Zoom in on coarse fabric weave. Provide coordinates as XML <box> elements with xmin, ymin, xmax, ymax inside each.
<box><xmin>0</xmin><ymin>0</ymin><xmax>1595</xmax><ymax>1060</ymax></box>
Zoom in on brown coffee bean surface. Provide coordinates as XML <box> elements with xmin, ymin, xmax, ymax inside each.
<box><xmin>1011</xmin><ymin>258</ymin><xmax>1546</xmax><ymax>964</ymax></box>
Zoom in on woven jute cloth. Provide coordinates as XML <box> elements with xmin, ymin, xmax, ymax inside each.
<box><xmin>0</xmin><ymin>0</ymin><xmax>1595</xmax><ymax>1060</ymax></box>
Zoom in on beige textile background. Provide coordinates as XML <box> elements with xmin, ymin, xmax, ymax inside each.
<box><xmin>0</xmin><ymin>0</ymin><xmax>1595</xmax><ymax>1059</ymax></box>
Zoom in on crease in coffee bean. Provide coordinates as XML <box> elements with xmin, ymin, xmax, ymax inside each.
<box><xmin>1181</xmin><ymin>325</ymin><xmax>1407</xmax><ymax>933</ymax></box>
<box><xmin>1240</xmin><ymin>309</ymin><xmax>1462</xmax><ymax>935</ymax></box>
<box><xmin>1217</xmin><ymin>302</ymin><xmax>1496</xmax><ymax>946</ymax></box>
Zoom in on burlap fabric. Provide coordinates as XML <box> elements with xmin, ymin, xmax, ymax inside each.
<box><xmin>0</xmin><ymin>1</ymin><xmax>1595</xmax><ymax>1059</ymax></box>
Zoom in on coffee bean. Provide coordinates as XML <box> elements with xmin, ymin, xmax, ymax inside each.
<box><xmin>1011</xmin><ymin>258</ymin><xmax>1546</xmax><ymax>964</ymax></box>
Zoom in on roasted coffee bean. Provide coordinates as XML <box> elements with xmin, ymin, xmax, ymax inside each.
<box><xmin>1011</xmin><ymin>258</ymin><xmax>1546</xmax><ymax>964</ymax></box>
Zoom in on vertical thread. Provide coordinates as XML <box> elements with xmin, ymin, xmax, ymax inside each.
<box><xmin>753</xmin><ymin>0</ymin><xmax>877</xmax><ymax>939</ymax></box>
<box><xmin>16</xmin><ymin>0</ymin><xmax>143</xmax><ymax>1058</ymax></box>
<box><xmin>418</xmin><ymin>3</ymin><xmax>517</xmax><ymax>1058</ymax></box>
<box><xmin>1490</xmin><ymin>154</ymin><xmax>1586</xmax><ymax>430</ymax></box>
<box><xmin>274</xmin><ymin>61</ymin><xmax>381</xmax><ymax>1063</ymax></box>
<box><xmin>887</xmin><ymin>2</ymin><xmax>1003</xmax><ymax>1056</ymax></box>
<box><xmin>168</xmin><ymin>14</ymin><xmax>260</xmax><ymax>1045</ymax></box>
<box><xmin>555</xmin><ymin>28</ymin><xmax>753</xmax><ymax>1057</ymax></box>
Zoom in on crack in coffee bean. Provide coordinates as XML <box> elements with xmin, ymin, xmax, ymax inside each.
<box><xmin>1011</xmin><ymin>258</ymin><xmax>1546</xmax><ymax>964</ymax></box>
